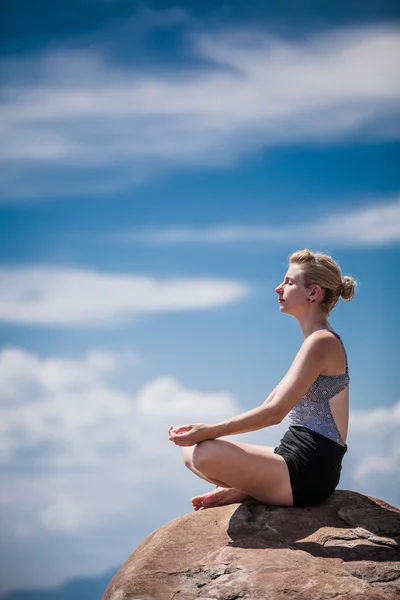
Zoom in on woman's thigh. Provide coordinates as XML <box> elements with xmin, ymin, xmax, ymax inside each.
<box><xmin>188</xmin><ymin>438</ymin><xmax>294</xmax><ymax>506</ymax></box>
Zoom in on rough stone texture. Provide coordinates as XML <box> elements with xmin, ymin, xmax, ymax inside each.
<box><xmin>103</xmin><ymin>490</ymin><xmax>400</xmax><ymax>600</ymax></box>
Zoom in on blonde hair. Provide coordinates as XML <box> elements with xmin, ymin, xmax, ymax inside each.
<box><xmin>290</xmin><ymin>249</ymin><xmax>357</xmax><ymax>314</ymax></box>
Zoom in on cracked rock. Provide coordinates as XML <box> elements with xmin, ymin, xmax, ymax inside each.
<box><xmin>103</xmin><ymin>490</ymin><xmax>400</xmax><ymax>600</ymax></box>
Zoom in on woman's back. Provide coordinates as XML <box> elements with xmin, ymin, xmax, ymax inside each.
<box><xmin>288</xmin><ymin>330</ymin><xmax>349</xmax><ymax>445</ymax></box>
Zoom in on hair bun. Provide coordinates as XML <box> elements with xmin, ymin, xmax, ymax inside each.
<box><xmin>340</xmin><ymin>276</ymin><xmax>357</xmax><ymax>302</ymax></box>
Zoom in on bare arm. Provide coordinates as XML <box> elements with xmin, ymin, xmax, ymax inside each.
<box><xmin>262</xmin><ymin>385</ymin><xmax>279</xmax><ymax>405</ymax></box>
<box><xmin>210</xmin><ymin>332</ymin><xmax>332</xmax><ymax>437</ymax></box>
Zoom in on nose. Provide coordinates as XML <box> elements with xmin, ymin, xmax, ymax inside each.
<box><xmin>275</xmin><ymin>284</ymin><xmax>283</xmax><ymax>295</ymax></box>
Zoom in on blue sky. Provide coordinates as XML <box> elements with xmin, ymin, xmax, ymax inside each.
<box><xmin>0</xmin><ymin>0</ymin><xmax>399</xmax><ymax>595</ymax></box>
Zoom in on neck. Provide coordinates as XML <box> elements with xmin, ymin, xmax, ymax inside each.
<box><xmin>295</xmin><ymin>309</ymin><xmax>331</xmax><ymax>338</ymax></box>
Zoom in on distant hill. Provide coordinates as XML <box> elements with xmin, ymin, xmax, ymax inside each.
<box><xmin>0</xmin><ymin>569</ymin><xmax>117</xmax><ymax>600</ymax></box>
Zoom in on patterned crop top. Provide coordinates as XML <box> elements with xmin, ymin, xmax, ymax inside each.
<box><xmin>288</xmin><ymin>329</ymin><xmax>349</xmax><ymax>447</ymax></box>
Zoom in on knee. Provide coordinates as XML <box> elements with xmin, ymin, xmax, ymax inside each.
<box><xmin>192</xmin><ymin>440</ymin><xmax>216</xmax><ymax>469</ymax></box>
<box><xmin>182</xmin><ymin>446</ymin><xmax>194</xmax><ymax>469</ymax></box>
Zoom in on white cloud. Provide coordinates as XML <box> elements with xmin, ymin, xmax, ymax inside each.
<box><xmin>0</xmin><ymin>347</ymin><xmax>140</xmax><ymax>406</ymax></box>
<box><xmin>0</xmin><ymin>24</ymin><xmax>399</xmax><ymax>200</ymax></box>
<box><xmin>40</xmin><ymin>494</ymin><xmax>85</xmax><ymax>534</ymax></box>
<box><xmin>137</xmin><ymin>377</ymin><xmax>237</xmax><ymax>419</ymax></box>
<box><xmin>0</xmin><ymin>346</ymin><xmax>242</xmax><ymax>536</ymax></box>
<box><xmin>0</xmin><ymin>267</ymin><xmax>252</xmax><ymax>327</ymax></box>
<box><xmin>345</xmin><ymin>403</ymin><xmax>400</xmax><ymax>483</ymax></box>
<box><xmin>114</xmin><ymin>196</ymin><xmax>400</xmax><ymax>247</ymax></box>
<box><xmin>307</xmin><ymin>197</ymin><xmax>400</xmax><ymax>245</ymax></box>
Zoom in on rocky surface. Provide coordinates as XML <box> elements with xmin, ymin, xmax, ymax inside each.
<box><xmin>103</xmin><ymin>490</ymin><xmax>400</xmax><ymax>600</ymax></box>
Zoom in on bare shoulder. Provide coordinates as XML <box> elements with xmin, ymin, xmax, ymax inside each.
<box><xmin>297</xmin><ymin>330</ymin><xmax>339</xmax><ymax>368</ymax></box>
<box><xmin>290</xmin><ymin>330</ymin><xmax>333</xmax><ymax>372</ymax></box>
<box><xmin>303</xmin><ymin>329</ymin><xmax>338</xmax><ymax>350</ymax></box>
<box><xmin>309</xmin><ymin>330</ymin><xmax>347</xmax><ymax>375</ymax></box>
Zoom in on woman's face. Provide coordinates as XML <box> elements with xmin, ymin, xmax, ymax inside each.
<box><xmin>275</xmin><ymin>264</ymin><xmax>310</xmax><ymax>315</ymax></box>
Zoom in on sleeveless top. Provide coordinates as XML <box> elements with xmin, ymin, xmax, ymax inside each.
<box><xmin>288</xmin><ymin>330</ymin><xmax>349</xmax><ymax>447</ymax></box>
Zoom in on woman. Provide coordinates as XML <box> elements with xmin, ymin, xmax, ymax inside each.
<box><xmin>169</xmin><ymin>249</ymin><xmax>357</xmax><ymax>510</ymax></box>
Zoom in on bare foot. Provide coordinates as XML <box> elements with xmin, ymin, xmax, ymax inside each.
<box><xmin>191</xmin><ymin>486</ymin><xmax>252</xmax><ymax>511</ymax></box>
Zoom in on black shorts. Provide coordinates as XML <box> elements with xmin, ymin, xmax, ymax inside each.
<box><xmin>274</xmin><ymin>425</ymin><xmax>348</xmax><ymax>507</ymax></box>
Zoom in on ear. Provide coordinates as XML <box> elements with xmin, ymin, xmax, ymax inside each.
<box><xmin>310</xmin><ymin>286</ymin><xmax>323</xmax><ymax>301</ymax></box>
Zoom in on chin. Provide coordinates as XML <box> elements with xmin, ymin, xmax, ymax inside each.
<box><xmin>279</xmin><ymin>304</ymin><xmax>294</xmax><ymax>316</ymax></box>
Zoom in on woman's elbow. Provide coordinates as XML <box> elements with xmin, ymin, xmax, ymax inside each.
<box><xmin>267</xmin><ymin>406</ymin><xmax>284</xmax><ymax>426</ymax></box>
<box><xmin>272</xmin><ymin>413</ymin><xmax>284</xmax><ymax>426</ymax></box>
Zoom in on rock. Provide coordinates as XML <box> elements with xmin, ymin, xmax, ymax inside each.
<box><xmin>103</xmin><ymin>490</ymin><xmax>400</xmax><ymax>600</ymax></box>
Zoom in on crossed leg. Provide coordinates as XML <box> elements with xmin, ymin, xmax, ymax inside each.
<box><xmin>182</xmin><ymin>454</ymin><xmax>232</xmax><ymax>488</ymax></box>
<box><xmin>182</xmin><ymin>438</ymin><xmax>293</xmax><ymax>507</ymax></box>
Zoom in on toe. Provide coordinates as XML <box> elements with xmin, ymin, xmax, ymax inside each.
<box><xmin>191</xmin><ymin>494</ymin><xmax>203</xmax><ymax>502</ymax></box>
<box><xmin>191</xmin><ymin>491</ymin><xmax>213</xmax><ymax>503</ymax></box>
<box><xmin>202</xmin><ymin>492</ymin><xmax>223</xmax><ymax>506</ymax></box>
<box><xmin>191</xmin><ymin>495</ymin><xmax>206</xmax><ymax>506</ymax></box>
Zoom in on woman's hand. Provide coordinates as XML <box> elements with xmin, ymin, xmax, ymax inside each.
<box><xmin>169</xmin><ymin>423</ymin><xmax>215</xmax><ymax>446</ymax></box>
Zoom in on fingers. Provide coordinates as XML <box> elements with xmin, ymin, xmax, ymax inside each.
<box><xmin>171</xmin><ymin>433</ymin><xmax>188</xmax><ymax>441</ymax></box>
<box><xmin>170</xmin><ymin>425</ymin><xmax>191</xmax><ymax>435</ymax></box>
<box><xmin>169</xmin><ymin>426</ymin><xmax>185</xmax><ymax>444</ymax></box>
<box><xmin>169</xmin><ymin>425</ymin><xmax>194</xmax><ymax>446</ymax></box>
